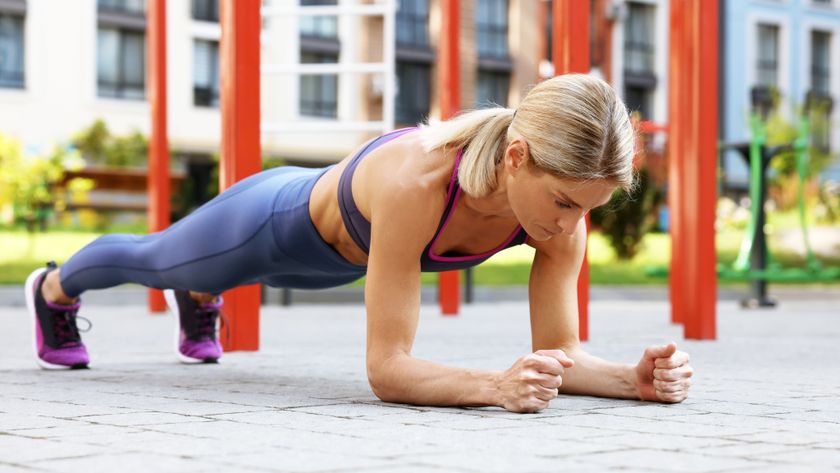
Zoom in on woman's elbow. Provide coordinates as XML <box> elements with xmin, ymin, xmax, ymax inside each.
<box><xmin>367</xmin><ymin>350</ymin><xmax>412</xmax><ymax>402</ymax></box>
<box><xmin>367</xmin><ymin>363</ymin><xmax>399</xmax><ymax>402</ymax></box>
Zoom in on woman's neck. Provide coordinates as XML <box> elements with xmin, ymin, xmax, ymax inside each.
<box><xmin>460</xmin><ymin>180</ymin><xmax>514</xmax><ymax>220</ymax></box>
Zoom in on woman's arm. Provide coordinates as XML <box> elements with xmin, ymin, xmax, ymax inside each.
<box><xmin>527</xmin><ymin>221</ymin><xmax>692</xmax><ymax>402</ymax></box>
<box><xmin>527</xmin><ymin>221</ymin><xmax>639</xmax><ymax>399</ymax></box>
<box><xmin>363</xmin><ymin>171</ymin><xmax>574</xmax><ymax>412</ymax></box>
<box><xmin>362</xmin><ymin>174</ymin><xmax>504</xmax><ymax>407</ymax></box>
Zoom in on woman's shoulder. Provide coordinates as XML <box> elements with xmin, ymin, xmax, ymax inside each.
<box><xmin>361</xmin><ymin>132</ymin><xmax>455</xmax><ymax>199</ymax></box>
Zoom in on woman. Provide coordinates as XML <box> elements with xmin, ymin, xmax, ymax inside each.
<box><xmin>26</xmin><ymin>74</ymin><xmax>693</xmax><ymax>413</ymax></box>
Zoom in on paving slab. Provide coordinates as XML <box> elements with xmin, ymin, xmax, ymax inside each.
<box><xmin>1</xmin><ymin>294</ymin><xmax>839</xmax><ymax>472</ymax></box>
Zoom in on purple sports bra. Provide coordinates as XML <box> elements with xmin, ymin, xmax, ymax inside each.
<box><xmin>337</xmin><ymin>128</ymin><xmax>529</xmax><ymax>272</ymax></box>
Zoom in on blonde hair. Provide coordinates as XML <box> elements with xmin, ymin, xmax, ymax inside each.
<box><xmin>417</xmin><ymin>74</ymin><xmax>636</xmax><ymax>196</ymax></box>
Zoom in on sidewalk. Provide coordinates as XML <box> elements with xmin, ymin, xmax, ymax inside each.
<box><xmin>1</xmin><ymin>295</ymin><xmax>839</xmax><ymax>472</ymax></box>
<box><xmin>1</xmin><ymin>283</ymin><xmax>838</xmax><ymax>307</ymax></box>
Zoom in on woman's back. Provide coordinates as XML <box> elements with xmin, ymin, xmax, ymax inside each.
<box><xmin>308</xmin><ymin>129</ymin><xmax>523</xmax><ymax>268</ymax></box>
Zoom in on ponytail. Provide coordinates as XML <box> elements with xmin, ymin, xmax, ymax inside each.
<box><xmin>417</xmin><ymin>107</ymin><xmax>515</xmax><ymax>197</ymax></box>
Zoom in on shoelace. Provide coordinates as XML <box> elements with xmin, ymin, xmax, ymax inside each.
<box><xmin>52</xmin><ymin>309</ymin><xmax>92</xmax><ymax>348</ymax></box>
<box><xmin>193</xmin><ymin>306</ymin><xmax>219</xmax><ymax>339</ymax></box>
<box><xmin>186</xmin><ymin>297</ymin><xmax>230</xmax><ymax>344</ymax></box>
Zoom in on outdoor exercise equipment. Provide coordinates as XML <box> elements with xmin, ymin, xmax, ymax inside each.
<box><xmin>666</xmin><ymin>0</ymin><xmax>718</xmax><ymax>339</ymax></box>
<box><xmin>147</xmin><ymin>0</ymin><xmax>169</xmax><ymax>313</ymax></box>
<box><xmin>146</xmin><ymin>0</ymin><xmax>720</xmax><ymax>349</ymax></box>
<box><xmin>551</xmin><ymin>0</ymin><xmax>592</xmax><ymax>340</ymax></box>
<box><xmin>718</xmin><ymin>87</ymin><xmax>840</xmax><ymax>308</ymax></box>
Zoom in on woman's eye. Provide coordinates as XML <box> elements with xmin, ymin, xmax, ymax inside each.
<box><xmin>555</xmin><ymin>199</ymin><xmax>572</xmax><ymax>209</ymax></box>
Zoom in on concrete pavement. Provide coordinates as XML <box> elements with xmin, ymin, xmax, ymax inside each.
<box><xmin>1</xmin><ymin>294</ymin><xmax>839</xmax><ymax>472</ymax></box>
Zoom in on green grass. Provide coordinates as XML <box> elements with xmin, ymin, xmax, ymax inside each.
<box><xmin>2</xmin><ymin>225</ymin><xmax>837</xmax><ymax>286</ymax></box>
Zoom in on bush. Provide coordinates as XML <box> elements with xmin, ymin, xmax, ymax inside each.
<box><xmin>0</xmin><ymin>133</ymin><xmax>89</xmax><ymax>231</ymax></box>
<box><xmin>590</xmin><ymin>168</ymin><xmax>664</xmax><ymax>260</ymax></box>
<box><xmin>72</xmin><ymin>119</ymin><xmax>148</xmax><ymax>167</ymax></box>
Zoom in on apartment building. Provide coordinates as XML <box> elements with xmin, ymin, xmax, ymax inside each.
<box><xmin>722</xmin><ymin>0</ymin><xmax>840</xmax><ymax>184</ymax></box>
<box><xmin>0</xmin><ymin>0</ymin><xmax>545</xmax><ymax>176</ymax></box>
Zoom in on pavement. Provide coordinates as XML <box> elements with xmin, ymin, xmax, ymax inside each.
<box><xmin>1</xmin><ymin>291</ymin><xmax>839</xmax><ymax>472</ymax></box>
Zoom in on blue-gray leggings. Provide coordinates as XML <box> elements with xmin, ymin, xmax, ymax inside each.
<box><xmin>59</xmin><ymin>166</ymin><xmax>367</xmax><ymax>298</ymax></box>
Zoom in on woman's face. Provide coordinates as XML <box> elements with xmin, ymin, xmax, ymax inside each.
<box><xmin>503</xmin><ymin>142</ymin><xmax>617</xmax><ymax>241</ymax></box>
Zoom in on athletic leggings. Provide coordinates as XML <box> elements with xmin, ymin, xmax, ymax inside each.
<box><xmin>59</xmin><ymin>166</ymin><xmax>367</xmax><ymax>298</ymax></box>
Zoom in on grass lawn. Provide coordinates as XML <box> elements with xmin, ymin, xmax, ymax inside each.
<box><xmin>3</xmin><ymin>224</ymin><xmax>837</xmax><ymax>286</ymax></box>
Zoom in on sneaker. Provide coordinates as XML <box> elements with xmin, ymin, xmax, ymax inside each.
<box><xmin>163</xmin><ymin>289</ymin><xmax>223</xmax><ymax>364</ymax></box>
<box><xmin>24</xmin><ymin>262</ymin><xmax>90</xmax><ymax>370</ymax></box>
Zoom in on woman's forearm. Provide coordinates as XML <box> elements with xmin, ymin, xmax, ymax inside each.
<box><xmin>557</xmin><ymin>346</ymin><xmax>640</xmax><ymax>400</ymax></box>
<box><xmin>369</xmin><ymin>354</ymin><xmax>501</xmax><ymax>408</ymax></box>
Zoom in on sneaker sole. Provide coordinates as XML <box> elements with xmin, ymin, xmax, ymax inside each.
<box><xmin>163</xmin><ymin>289</ymin><xmax>219</xmax><ymax>364</ymax></box>
<box><xmin>25</xmin><ymin>268</ymin><xmax>87</xmax><ymax>370</ymax></box>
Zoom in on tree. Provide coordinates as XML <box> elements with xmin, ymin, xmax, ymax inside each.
<box><xmin>72</xmin><ymin>119</ymin><xmax>148</xmax><ymax>167</ymax></box>
<box><xmin>0</xmin><ymin>133</ymin><xmax>89</xmax><ymax>231</ymax></box>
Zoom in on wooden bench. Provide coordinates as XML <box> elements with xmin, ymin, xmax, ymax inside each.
<box><xmin>60</xmin><ymin>166</ymin><xmax>186</xmax><ymax>213</ymax></box>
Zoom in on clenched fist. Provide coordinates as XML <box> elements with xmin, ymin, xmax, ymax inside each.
<box><xmin>496</xmin><ymin>349</ymin><xmax>575</xmax><ymax>413</ymax></box>
<box><xmin>634</xmin><ymin>342</ymin><xmax>693</xmax><ymax>403</ymax></box>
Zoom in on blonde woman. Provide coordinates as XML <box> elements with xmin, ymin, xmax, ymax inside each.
<box><xmin>27</xmin><ymin>74</ymin><xmax>692</xmax><ymax>413</ymax></box>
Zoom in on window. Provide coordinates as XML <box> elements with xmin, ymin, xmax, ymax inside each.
<box><xmin>396</xmin><ymin>0</ymin><xmax>429</xmax><ymax>47</ymax></box>
<box><xmin>97</xmin><ymin>0</ymin><xmax>146</xmax><ymax>100</ymax></box>
<box><xmin>476</xmin><ymin>0</ymin><xmax>508</xmax><ymax>58</ymax></box>
<box><xmin>0</xmin><ymin>11</ymin><xmax>25</xmax><ymax>89</ymax></box>
<box><xmin>756</xmin><ymin>23</ymin><xmax>779</xmax><ymax>87</ymax></box>
<box><xmin>811</xmin><ymin>30</ymin><xmax>831</xmax><ymax>96</ymax></box>
<box><xmin>194</xmin><ymin>39</ymin><xmax>219</xmax><ymax>107</ymax></box>
<box><xmin>98</xmin><ymin>0</ymin><xmax>145</xmax><ymax>15</ymax></box>
<box><xmin>624</xmin><ymin>2</ymin><xmax>655</xmax><ymax>75</ymax></box>
<box><xmin>97</xmin><ymin>28</ymin><xmax>145</xmax><ymax>100</ymax></box>
<box><xmin>476</xmin><ymin>70</ymin><xmax>510</xmax><ymax>108</ymax></box>
<box><xmin>624</xmin><ymin>85</ymin><xmax>651</xmax><ymax>118</ymax></box>
<box><xmin>810</xmin><ymin>31</ymin><xmax>832</xmax><ymax>152</ymax></box>
<box><xmin>545</xmin><ymin>0</ymin><xmax>552</xmax><ymax>61</ymax></box>
<box><xmin>475</xmin><ymin>0</ymin><xmax>510</xmax><ymax>108</ymax></box>
<box><xmin>396</xmin><ymin>61</ymin><xmax>430</xmax><ymax>124</ymax></box>
<box><xmin>192</xmin><ymin>0</ymin><xmax>219</xmax><ymax>22</ymax></box>
<box><xmin>299</xmin><ymin>52</ymin><xmax>338</xmax><ymax>118</ymax></box>
<box><xmin>395</xmin><ymin>0</ymin><xmax>431</xmax><ymax>125</ymax></box>
<box><xmin>299</xmin><ymin>0</ymin><xmax>339</xmax><ymax>118</ymax></box>
<box><xmin>300</xmin><ymin>0</ymin><xmax>338</xmax><ymax>39</ymax></box>
<box><xmin>623</xmin><ymin>2</ymin><xmax>657</xmax><ymax>118</ymax></box>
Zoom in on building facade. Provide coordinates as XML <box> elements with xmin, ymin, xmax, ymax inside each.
<box><xmin>7</xmin><ymin>0</ymin><xmax>833</xmax><ymax>198</ymax></box>
<box><xmin>722</xmin><ymin>0</ymin><xmax>840</xmax><ymax>184</ymax></box>
<box><xmin>0</xmin><ymin>0</ymin><xmax>546</xmax><ymax>174</ymax></box>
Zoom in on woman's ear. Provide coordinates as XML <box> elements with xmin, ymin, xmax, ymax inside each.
<box><xmin>505</xmin><ymin>139</ymin><xmax>530</xmax><ymax>173</ymax></box>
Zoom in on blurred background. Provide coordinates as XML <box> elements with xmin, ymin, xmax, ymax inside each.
<box><xmin>0</xmin><ymin>0</ymin><xmax>838</xmax><ymax>294</ymax></box>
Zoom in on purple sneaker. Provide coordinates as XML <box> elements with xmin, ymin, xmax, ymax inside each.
<box><xmin>24</xmin><ymin>263</ymin><xmax>90</xmax><ymax>370</ymax></box>
<box><xmin>164</xmin><ymin>289</ymin><xmax>223</xmax><ymax>364</ymax></box>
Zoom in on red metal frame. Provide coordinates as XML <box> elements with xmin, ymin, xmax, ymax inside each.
<box><xmin>146</xmin><ymin>0</ymin><xmax>168</xmax><ymax>313</ymax></box>
<box><xmin>438</xmin><ymin>0</ymin><xmax>461</xmax><ymax>316</ymax></box>
<box><xmin>219</xmin><ymin>0</ymin><xmax>262</xmax><ymax>350</ymax></box>
<box><xmin>552</xmin><ymin>0</ymin><xmax>590</xmax><ymax>342</ymax></box>
<box><xmin>668</xmin><ymin>0</ymin><xmax>717</xmax><ymax>340</ymax></box>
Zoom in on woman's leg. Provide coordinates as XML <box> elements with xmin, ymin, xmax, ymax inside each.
<box><xmin>41</xmin><ymin>269</ymin><xmax>219</xmax><ymax>305</ymax></box>
<box><xmin>58</xmin><ymin>166</ymin><xmax>290</xmax><ymax>297</ymax></box>
<box><xmin>27</xmin><ymin>166</ymin><xmax>297</xmax><ymax>369</ymax></box>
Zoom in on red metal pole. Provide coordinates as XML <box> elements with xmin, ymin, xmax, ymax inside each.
<box><xmin>668</xmin><ymin>0</ymin><xmax>717</xmax><ymax>340</ymax></box>
<box><xmin>147</xmin><ymin>0</ymin><xmax>168</xmax><ymax>313</ymax></box>
<box><xmin>438</xmin><ymin>0</ymin><xmax>460</xmax><ymax>316</ymax></box>
<box><xmin>667</xmin><ymin>1</ymin><xmax>685</xmax><ymax>325</ymax></box>
<box><xmin>553</xmin><ymin>0</ymin><xmax>590</xmax><ymax>341</ymax></box>
<box><xmin>685</xmin><ymin>0</ymin><xmax>717</xmax><ymax>339</ymax></box>
<box><xmin>219</xmin><ymin>0</ymin><xmax>262</xmax><ymax>350</ymax></box>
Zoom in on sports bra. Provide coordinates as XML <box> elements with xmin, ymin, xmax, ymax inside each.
<box><xmin>337</xmin><ymin>128</ymin><xmax>529</xmax><ymax>272</ymax></box>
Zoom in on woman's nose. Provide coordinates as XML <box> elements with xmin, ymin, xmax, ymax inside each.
<box><xmin>556</xmin><ymin>211</ymin><xmax>585</xmax><ymax>235</ymax></box>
